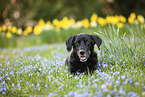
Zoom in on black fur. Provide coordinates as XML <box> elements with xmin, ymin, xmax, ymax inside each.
<box><xmin>65</xmin><ymin>33</ymin><xmax>102</xmax><ymax>74</ymax></box>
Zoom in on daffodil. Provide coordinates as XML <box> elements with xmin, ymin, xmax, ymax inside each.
<box><xmin>128</xmin><ymin>17</ymin><xmax>135</xmax><ymax>24</ymax></box>
<box><xmin>7</xmin><ymin>26</ymin><xmax>12</xmax><ymax>32</ymax></box>
<box><xmin>6</xmin><ymin>32</ymin><xmax>12</xmax><ymax>38</ymax></box>
<box><xmin>33</xmin><ymin>25</ymin><xmax>41</xmax><ymax>35</ymax></box>
<box><xmin>11</xmin><ymin>26</ymin><xmax>17</xmax><ymax>33</ymax></box>
<box><xmin>61</xmin><ymin>17</ymin><xmax>70</xmax><ymax>29</ymax></box>
<box><xmin>45</xmin><ymin>21</ymin><xmax>54</xmax><ymax>30</ymax></box>
<box><xmin>90</xmin><ymin>13</ymin><xmax>98</xmax><ymax>21</ymax></box>
<box><xmin>38</xmin><ymin>19</ymin><xmax>45</xmax><ymax>27</ymax></box>
<box><xmin>130</xmin><ymin>13</ymin><xmax>136</xmax><ymax>19</ymax></box>
<box><xmin>106</xmin><ymin>15</ymin><xmax>119</xmax><ymax>25</ymax></box>
<box><xmin>98</xmin><ymin>17</ymin><xmax>107</xmax><ymax>26</ymax></box>
<box><xmin>137</xmin><ymin>15</ymin><xmax>144</xmax><ymax>23</ymax></box>
<box><xmin>52</xmin><ymin>19</ymin><xmax>59</xmax><ymax>26</ymax></box>
<box><xmin>25</xmin><ymin>26</ymin><xmax>32</xmax><ymax>33</ymax></box>
<box><xmin>119</xmin><ymin>15</ymin><xmax>126</xmax><ymax>23</ymax></box>
<box><xmin>0</xmin><ymin>26</ymin><xmax>1</xmax><ymax>34</ymax></box>
<box><xmin>128</xmin><ymin>13</ymin><xmax>136</xmax><ymax>24</ymax></box>
<box><xmin>81</xmin><ymin>18</ymin><xmax>90</xmax><ymax>28</ymax></box>
<box><xmin>117</xmin><ymin>23</ymin><xmax>123</xmax><ymax>28</ymax></box>
<box><xmin>2</xmin><ymin>25</ymin><xmax>7</xmax><ymax>31</ymax></box>
<box><xmin>23</xmin><ymin>30</ymin><xmax>28</xmax><ymax>36</ymax></box>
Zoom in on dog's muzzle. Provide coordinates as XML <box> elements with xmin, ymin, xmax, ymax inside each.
<box><xmin>78</xmin><ymin>50</ymin><xmax>88</xmax><ymax>62</ymax></box>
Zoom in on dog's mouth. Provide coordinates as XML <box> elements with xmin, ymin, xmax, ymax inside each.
<box><xmin>79</xmin><ymin>56</ymin><xmax>88</xmax><ymax>62</ymax></box>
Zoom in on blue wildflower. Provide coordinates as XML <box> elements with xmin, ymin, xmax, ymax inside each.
<box><xmin>68</xmin><ymin>91</ymin><xmax>73</xmax><ymax>96</ymax></box>
<box><xmin>2</xmin><ymin>91</ymin><xmax>6</xmax><ymax>95</ymax></box>
<box><xmin>115</xmin><ymin>80</ymin><xmax>120</xmax><ymax>85</ymax></box>
<box><xmin>36</xmin><ymin>83</ymin><xmax>40</xmax><ymax>87</ymax></box>
<box><xmin>101</xmin><ymin>84</ymin><xmax>106</xmax><ymax>89</ymax></box>
<box><xmin>128</xmin><ymin>79</ymin><xmax>133</xmax><ymax>84</ymax></box>
<box><xmin>111</xmin><ymin>89</ymin><xmax>117</xmax><ymax>94</ymax></box>
<box><xmin>0</xmin><ymin>88</ymin><xmax>3</xmax><ymax>92</ymax></box>
<box><xmin>119</xmin><ymin>86</ymin><xmax>126</xmax><ymax>95</ymax></box>
<box><xmin>48</xmin><ymin>93</ymin><xmax>54</xmax><ymax>97</ymax></box>
<box><xmin>26</xmin><ymin>82</ymin><xmax>29</xmax><ymax>86</ymax></box>
<box><xmin>142</xmin><ymin>86</ymin><xmax>145</xmax><ymax>92</ymax></box>
<box><xmin>17</xmin><ymin>83</ymin><xmax>20</xmax><ymax>87</ymax></box>
<box><xmin>103</xmin><ymin>89</ymin><xmax>109</xmax><ymax>93</ymax></box>
<box><xmin>121</xmin><ymin>75</ymin><xmax>125</xmax><ymax>80</ymax></box>
<box><xmin>134</xmin><ymin>82</ymin><xmax>139</xmax><ymax>86</ymax></box>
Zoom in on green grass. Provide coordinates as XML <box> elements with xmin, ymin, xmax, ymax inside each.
<box><xmin>0</xmin><ymin>24</ymin><xmax>145</xmax><ymax>96</ymax></box>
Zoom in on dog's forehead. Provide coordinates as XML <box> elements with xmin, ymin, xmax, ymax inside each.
<box><xmin>75</xmin><ymin>34</ymin><xmax>92</xmax><ymax>41</ymax></box>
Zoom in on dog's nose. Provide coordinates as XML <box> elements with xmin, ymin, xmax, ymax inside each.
<box><xmin>79</xmin><ymin>50</ymin><xmax>85</xmax><ymax>55</ymax></box>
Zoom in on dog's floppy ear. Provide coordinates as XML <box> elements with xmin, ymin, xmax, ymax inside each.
<box><xmin>91</xmin><ymin>35</ymin><xmax>102</xmax><ymax>50</ymax></box>
<box><xmin>65</xmin><ymin>35</ymin><xmax>76</xmax><ymax>52</ymax></box>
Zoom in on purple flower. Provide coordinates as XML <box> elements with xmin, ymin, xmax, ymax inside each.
<box><xmin>101</xmin><ymin>84</ymin><xmax>106</xmax><ymax>89</ymax></box>
<box><xmin>68</xmin><ymin>91</ymin><xmax>73</xmax><ymax>96</ymax></box>
<box><xmin>115</xmin><ymin>80</ymin><xmax>120</xmax><ymax>85</ymax></box>
<box><xmin>2</xmin><ymin>91</ymin><xmax>6</xmax><ymax>95</ymax></box>
<box><xmin>36</xmin><ymin>83</ymin><xmax>40</xmax><ymax>87</ymax></box>
<box><xmin>26</xmin><ymin>82</ymin><xmax>29</xmax><ymax>85</ymax></box>
<box><xmin>128</xmin><ymin>79</ymin><xmax>133</xmax><ymax>84</ymax></box>
<box><xmin>103</xmin><ymin>89</ymin><xmax>109</xmax><ymax>93</ymax></box>
<box><xmin>119</xmin><ymin>86</ymin><xmax>126</xmax><ymax>95</ymax></box>
<box><xmin>0</xmin><ymin>88</ymin><xmax>3</xmax><ymax>92</ymax></box>
<box><xmin>134</xmin><ymin>82</ymin><xmax>139</xmax><ymax>86</ymax></box>
<box><xmin>121</xmin><ymin>75</ymin><xmax>125</xmax><ymax>80</ymax></box>
<box><xmin>17</xmin><ymin>83</ymin><xmax>20</xmax><ymax>87</ymax></box>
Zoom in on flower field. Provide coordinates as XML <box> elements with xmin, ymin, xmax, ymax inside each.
<box><xmin>0</xmin><ymin>13</ymin><xmax>144</xmax><ymax>38</ymax></box>
<box><xmin>0</xmin><ymin>12</ymin><xmax>145</xmax><ymax>96</ymax></box>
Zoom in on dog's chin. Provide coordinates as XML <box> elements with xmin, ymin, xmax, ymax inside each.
<box><xmin>79</xmin><ymin>56</ymin><xmax>88</xmax><ymax>62</ymax></box>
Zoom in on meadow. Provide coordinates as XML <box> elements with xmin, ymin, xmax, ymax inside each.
<box><xmin>0</xmin><ymin>13</ymin><xmax>145</xmax><ymax>96</ymax></box>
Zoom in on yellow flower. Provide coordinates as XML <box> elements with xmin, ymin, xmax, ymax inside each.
<box><xmin>52</xmin><ymin>19</ymin><xmax>59</xmax><ymax>26</ymax></box>
<box><xmin>25</xmin><ymin>26</ymin><xmax>32</xmax><ymax>34</ymax></box>
<box><xmin>0</xmin><ymin>26</ymin><xmax>1</xmax><ymax>34</ymax></box>
<box><xmin>106</xmin><ymin>15</ymin><xmax>119</xmax><ymax>25</ymax></box>
<box><xmin>137</xmin><ymin>15</ymin><xmax>144</xmax><ymax>23</ymax></box>
<box><xmin>90</xmin><ymin>13</ymin><xmax>98</xmax><ymax>21</ymax></box>
<box><xmin>46</xmin><ymin>21</ymin><xmax>51</xmax><ymax>25</ymax></box>
<box><xmin>119</xmin><ymin>15</ymin><xmax>126</xmax><ymax>23</ymax></box>
<box><xmin>130</xmin><ymin>13</ymin><xmax>136</xmax><ymax>19</ymax></box>
<box><xmin>117</xmin><ymin>23</ymin><xmax>123</xmax><ymax>28</ymax></box>
<box><xmin>11</xmin><ymin>26</ymin><xmax>17</xmax><ymax>33</ymax></box>
<box><xmin>61</xmin><ymin>17</ymin><xmax>70</xmax><ymax>29</ymax></box>
<box><xmin>6</xmin><ymin>32</ymin><xmax>12</xmax><ymax>38</ymax></box>
<box><xmin>7</xmin><ymin>26</ymin><xmax>12</xmax><ymax>32</ymax></box>
<box><xmin>38</xmin><ymin>19</ymin><xmax>45</xmax><ymax>27</ymax></box>
<box><xmin>98</xmin><ymin>17</ymin><xmax>107</xmax><ymax>26</ymax></box>
<box><xmin>81</xmin><ymin>18</ymin><xmax>90</xmax><ymax>28</ymax></box>
<box><xmin>69</xmin><ymin>19</ymin><xmax>75</xmax><ymax>24</ymax></box>
<box><xmin>128</xmin><ymin>13</ymin><xmax>136</xmax><ymax>24</ymax></box>
<box><xmin>128</xmin><ymin>17</ymin><xmax>135</xmax><ymax>24</ymax></box>
<box><xmin>33</xmin><ymin>25</ymin><xmax>41</xmax><ymax>35</ymax></box>
<box><xmin>23</xmin><ymin>30</ymin><xmax>28</xmax><ymax>36</ymax></box>
<box><xmin>2</xmin><ymin>25</ymin><xmax>7</xmax><ymax>31</ymax></box>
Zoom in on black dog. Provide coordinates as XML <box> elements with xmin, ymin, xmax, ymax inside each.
<box><xmin>65</xmin><ymin>33</ymin><xmax>102</xmax><ymax>74</ymax></box>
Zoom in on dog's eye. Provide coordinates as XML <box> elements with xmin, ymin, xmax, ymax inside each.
<box><xmin>86</xmin><ymin>41</ymin><xmax>90</xmax><ymax>46</ymax></box>
<box><xmin>86</xmin><ymin>41</ymin><xmax>90</xmax><ymax>44</ymax></box>
<box><xmin>75</xmin><ymin>42</ymin><xmax>79</xmax><ymax>47</ymax></box>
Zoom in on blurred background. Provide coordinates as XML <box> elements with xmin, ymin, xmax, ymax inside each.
<box><xmin>1</xmin><ymin>0</ymin><xmax>145</xmax><ymax>27</ymax></box>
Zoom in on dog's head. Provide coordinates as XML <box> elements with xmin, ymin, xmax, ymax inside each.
<box><xmin>66</xmin><ymin>33</ymin><xmax>102</xmax><ymax>62</ymax></box>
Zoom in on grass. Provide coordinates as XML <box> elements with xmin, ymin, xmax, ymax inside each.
<box><xmin>0</xmin><ymin>24</ymin><xmax>145</xmax><ymax>96</ymax></box>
